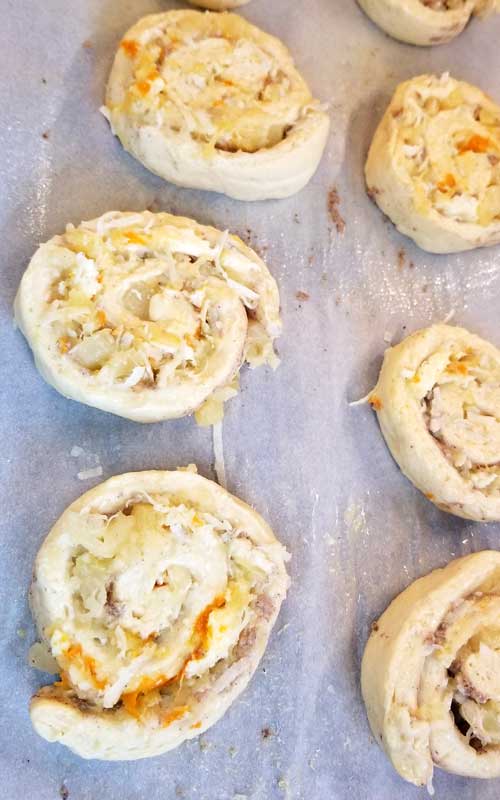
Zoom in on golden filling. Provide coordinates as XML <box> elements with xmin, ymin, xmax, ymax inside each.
<box><xmin>112</xmin><ymin>13</ymin><xmax>312</xmax><ymax>153</ymax></box>
<box><xmin>396</xmin><ymin>78</ymin><xmax>500</xmax><ymax>226</ymax></box>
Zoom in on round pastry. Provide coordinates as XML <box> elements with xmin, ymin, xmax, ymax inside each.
<box><xmin>14</xmin><ymin>210</ymin><xmax>280</xmax><ymax>424</ymax></box>
<box><xmin>103</xmin><ymin>11</ymin><xmax>330</xmax><ymax>201</ymax></box>
<box><xmin>29</xmin><ymin>468</ymin><xmax>290</xmax><ymax>760</ymax></box>
<box><xmin>368</xmin><ymin>323</ymin><xmax>500</xmax><ymax>521</ymax></box>
<box><xmin>362</xmin><ymin>551</ymin><xmax>500</xmax><ymax>788</ymax></box>
<box><xmin>357</xmin><ymin>0</ymin><xmax>499</xmax><ymax>47</ymax></box>
<box><xmin>365</xmin><ymin>73</ymin><xmax>500</xmax><ymax>253</ymax></box>
<box><xmin>187</xmin><ymin>0</ymin><xmax>250</xmax><ymax>8</ymax></box>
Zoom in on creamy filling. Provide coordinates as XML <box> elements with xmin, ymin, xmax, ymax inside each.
<box><xmin>395</xmin><ymin>77</ymin><xmax>500</xmax><ymax>226</ymax></box>
<box><xmin>45</xmin><ymin>496</ymin><xmax>276</xmax><ymax>721</ymax></box>
<box><xmin>418</xmin><ymin>346</ymin><xmax>500</xmax><ymax>495</ymax></box>
<box><xmin>111</xmin><ymin>14</ymin><xmax>313</xmax><ymax>153</ymax></box>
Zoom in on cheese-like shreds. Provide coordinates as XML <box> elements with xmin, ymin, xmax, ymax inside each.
<box><xmin>357</xmin><ymin>0</ymin><xmax>499</xmax><ymax>46</ymax></box>
<box><xmin>366</xmin><ymin>74</ymin><xmax>500</xmax><ymax>253</ymax></box>
<box><xmin>14</xmin><ymin>210</ymin><xmax>281</xmax><ymax>423</ymax></box>
<box><xmin>368</xmin><ymin>323</ymin><xmax>500</xmax><ymax>521</ymax></box>
<box><xmin>362</xmin><ymin>551</ymin><xmax>500</xmax><ymax>788</ymax></box>
<box><xmin>29</xmin><ymin>469</ymin><xmax>290</xmax><ymax>760</ymax></box>
<box><xmin>103</xmin><ymin>10</ymin><xmax>330</xmax><ymax>200</ymax></box>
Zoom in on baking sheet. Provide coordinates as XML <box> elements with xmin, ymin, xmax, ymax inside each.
<box><xmin>2</xmin><ymin>1</ymin><xmax>500</xmax><ymax>797</ymax></box>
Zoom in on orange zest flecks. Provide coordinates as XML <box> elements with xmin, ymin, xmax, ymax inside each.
<box><xmin>121</xmin><ymin>674</ymin><xmax>168</xmax><ymax>718</ymax></box>
<box><xmin>120</xmin><ymin>39</ymin><xmax>139</xmax><ymax>58</ymax></box>
<box><xmin>162</xmin><ymin>705</ymin><xmax>190</xmax><ymax>728</ymax></box>
<box><xmin>64</xmin><ymin>644</ymin><xmax>107</xmax><ymax>691</ymax></box>
<box><xmin>124</xmin><ymin>230</ymin><xmax>147</xmax><ymax>245</ymax></box>
<box><xmin>410</xmin><ymin>373</ymin><xmax>421</xmax><ymax>384</ymax></box>
<box><xmin>96</xmin><ymin>310</ymin><xmax>107</xmax><ymax>328</ymax></box>
<box><xmin>437</xmin><ymin>174</ymin><xmax>456</xmax><ymax>192</ymax></box>
<box><xmin>190</xmin><ymin>721</ymin><xmax>202</xmax><ymax>729</ymax></box>
<box><xmin>458</xmin><ymin>135</ymin><xmax>492</xmax><ymax>154</ymax></box>
<box><xmin>191</xmin><ymin>596</ymin><xmax>226</xmax><ymax>660</ymax></box>
<box><xmin>57</xmin><ymin>336</ymin><xmax>72</xmax><ymax>354</ymax></box>
<box><xmin>369</xmin><ymin>395</ymin><xmax>382</xmax><ymax>411</ymax></box>
<box><xmin>425</xmin><ymin>493</ymin><xmax>435</xmax><ymax>501</ymax></box>
<box><xmin>135</xmin><ymin>80</ymin><xmax>151</xmax><ymax>97</ymax></box>
<box><xmin>53</xmin><ymin>670</ymin><xmax>71</xmax><ymax>690</ymax></box>
<box><xmin>446</xmin><ymin>360</ymin><xmax>468</xmax><ymax>376</ymax></box>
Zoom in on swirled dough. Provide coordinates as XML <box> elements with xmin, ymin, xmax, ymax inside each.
<box><xmin>357</xmin><ymin>0</ymin><xmax>499</xmax><ymax>46</ymax></box>
<box><xmin>14</xmin><ymin>210</ymin><xmax>280</xmax><ymax>423</ymax></box>
<box><xmin>362</xmin><ymin>551</ymin><xmax>500</xmax><ymax>787</ymax></box>
<box><xmin>29</xmin><ymin>468</ymin><xmax>290</xmax><ymax>760</ymax></box>
<box><xmin>188</xmin><ymin>0</ymin><xmax>250</xmax><ymax>8</ymax></box>
<box><xmin>365</xmin><ymin>73</ymin><xmax>500</xmax><ymax>253</ymax></box>
<box><xmin>103</xmin><ymin>11</ymin><xmax>329</xmax><ymax>201</ymax></box>
<box><xmin>369</xmin><ymin>323</ymin><xmax>500</xmax><ymax>521</ymax></box>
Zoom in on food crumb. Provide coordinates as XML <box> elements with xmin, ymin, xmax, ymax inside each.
<box><xmin>70</xmin><ymin>445</ymin><xmax>84</xmax><ymax>458</ymax></box>
<box><xmin>77</xmin><ymin>466</ymin><xmax>103</xmax><ymax>481</ymax></box>
<box><xmin>42</xmin><ymin>131</ymin><xmax>50</xmax><ymax>140</ymax></box>
<box><xmin>82</xmin><ymin>39</ymin><xmax>93</xmax><ymax>49</ymax></box>
<box><xmin>327</xmin><ymin>188</ymin><xmax>345</xmax><ymax>234</ymax></box>
<box><xmin>228</xmin><ymin>745</ymin><xmax>238</xmax><ymax>757</ymax></box>
<box><xmin>293</xmin><ymin>213</ymin><xmax>300</xmax><ymax>223</ymax></box>
<box><xmin>397</xmin><ymin>248</ymin><xmax>406</xmax><ymax>269</ymax></box>
<box><xmin>295</xmin><ymin>290</ymin><xmax>310</xmax><ymax>301</ymax></box>
<box><xmin>278</xmin><ymin>776</ymin><xmax>289</xmax><ymax>792</ymax></box>
<box><xmin>371</xmin><ymin>622</ymin><xmax>379</xmax><ymax>632</ymax></box>
<box><xmin>59</xmin><ymin>785</ymin><xmax>69</xmax><ymax>800</ymax></box>
<box><xmin>383</xmin><ymin>331</ymin><xmax>393</xmax><ymax>344</ymax></box>
<box><xmin>17</xmin><ymin>628</ymin><xmax>27</xmax><ymax>638</ymax></box>
<box><xmin>261</xmin><ymin>727</ymin><xmax>273</xmax><ymax>739</ymax></box>
<box><xmin>199</xmin><ymin>736</ymin><xmax>211</xmax><ymax>751</ymax></box>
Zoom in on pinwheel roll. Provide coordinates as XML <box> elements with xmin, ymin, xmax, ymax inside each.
<box><xmin>15</xmin><ymin>210</ymin><xmax>280</xmax><ymax>423</ymax></box>
<box><xmin>357</xmin><ymin>0</ymin><xmax>499</xmax><ymax>47</ymax></box>
<box><xmin>365</xmin><ymin>74</ymin><xmax>500</xmax><ymax>253</ymax></box>
<box><xmin>362</xmin><ymin>551</ymin><xmax>500</xmax><ymax>788</ymax></box>
<box><xmin>29</xmin><ymin>469</ymin><xmax>289</xmax><ymax>760</ymax></box>
<box><xmin>369</xmin><ymin>323</ymin><xmax>500</xmax><ymax>521</ymax></box>
<box><xmin>103</xmin><ymin>11</ymin><xmax>330</xmax><ymax>201</ymax></box>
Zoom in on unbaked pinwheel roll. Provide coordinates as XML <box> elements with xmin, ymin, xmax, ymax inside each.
<box><xmin>358</xmin><ymin>0</ymin><xmax>499</xmax><ymax>46</ymax></box>
<box><xmin>362</xmin><ymin>551</ymin><xmax>500</xmax><ymax>789</ymax></box>
<box><xmin>29</xmin><ymin>468</ymin><xmax>289</xmax><ymax>760</ymax></box>
<box><xmin>365</xmin><ymin>73</ymin><xmax>500</xmax><ymax>253</ymax></box>
<box><xmin>14</xmin><ymin>210</ymin><xmax>280</xmax><ymax>423</ymax></box>
<box><xmin>102</xmin><ymin>11</ymin><xmax>329</xmax><ymax>201</ymax></box>
<box><xmin>368</xmin><ymin>323</ymin><xmax>500</xmax><ymax>522</ymax></box>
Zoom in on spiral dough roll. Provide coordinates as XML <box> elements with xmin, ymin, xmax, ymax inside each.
<box><xmin>29</xmin><ymin>468</ymin><xmax>290</xmax><ymax>760</ymax></box>
<box><xmin>366</xmin><ymin>73</ymin><xmax>500</xmax><ymax>253</ymax></box>
<box><xmin>369</xmin><ymin>323</ymin><xmax>500</xmax><ymax>521</ymax></box>
<box><xmin>103</xmin><ymin>11</ymin><xmax>330</xmax><ymax>201</ymax></box>
<box><xmin>357</xmin><ymin>0</ymin><xmax>499</xmax><ymax>47</ymax></box>
<box><xmin>362</xmin><ymin>551</ymin><xmax>500</xmax><ymax>788</ymax></box>
<box><xmin>15</xmin><ymin>210</ymin><xmax>281</xmax><ymax>424</ymax></box>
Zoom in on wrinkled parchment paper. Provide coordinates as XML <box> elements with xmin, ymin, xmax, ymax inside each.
<box><xmin>2</xmin><ymin>1</ymin><xmax>500</xmax><ymax>797</ymax></box>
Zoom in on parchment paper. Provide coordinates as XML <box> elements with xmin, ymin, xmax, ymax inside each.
<box><xmin>2</xmin><ymin>1</ymin><xmax>500</xmax><ymax>797</ymax></box>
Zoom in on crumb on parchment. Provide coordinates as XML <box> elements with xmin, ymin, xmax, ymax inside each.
<box><xmin>327</xmin><ymin>188</ymin><xmax>345</xmax><ymax>234</ymax></box>
<box><xmin>295</xmin><ymin>291</ymin><xmax>310</xmax><ymax>301</ymax></box>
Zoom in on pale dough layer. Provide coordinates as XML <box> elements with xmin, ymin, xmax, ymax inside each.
<box><xmin>370</xmin><ymin>323</ymin><xmax>500</xmax><ymax>521</ymax></box>
<box><xmin>30</xmin><ymin>469</ymin><xmax>290</xmax><ymax>760</ymax></box>
<box><xmin>362</xmin><ymin>551</ymin><xmax>500</xmax><ymax>787</ymax></box>
<box><xmin>104</xmin><ymin>11</ymin><xmax>329</xmax><ymax>200</ymax></box>
<box><xmin>15</xmin><ymin>210</ymin><xmax>281</xmax><ymax>423</ymax></box>
<box><xmin>366</xmin><ymin>73</ymin><xmax>500</xmax><ymax>253</ymax></box>
<box><xmin>358</xmin><ymin>0</ymin><xmax>499</xmax><ymax>46</ymax></box>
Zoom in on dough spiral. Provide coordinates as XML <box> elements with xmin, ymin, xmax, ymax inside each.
<box><xmin>362</xmin><ymin>551</ymin><xmax>500</xmax><ymax>788</ymax></box>
<box><xmin>15</xmin><ymin>210</ymin><xmax>280</xmax><ymax>423</ymax></box>
<box><xmin>357</xmin><ymin>0</ymin><xmax>499</xmax><ymax>46</ymax></box>
<box><xmin>103</xmin><ymin>11</ymin><xmax>329</xmax><ymax>201</ymax></box>
<box><xmin>369</xmin><ymin>323</ymin><xmax>500</xmax><ymax>522</ymax></box>
<box><xmin>365</xmin><ymin>73</ymin><xmax>500</xmax><ymax>253</ymax></box>
<box><xmin>29</xmin><ymin>468</ymin><xmax>289</xmax><ymax>760</ymax></box>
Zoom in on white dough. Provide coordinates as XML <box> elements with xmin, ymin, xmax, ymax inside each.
<box><xmin>365</xmin><ymin>74</ymin><xmax>500</xmax><ymax>253</ymax></box>
<box><xmin>14</xmin><ymin>210</ymin><xmax>281</xmax><ymax>423</ymax></box>
<box><xmin>29</xmin><ymin>468</ymin><xmax>290</xmax><ymax>760</ymax></box>
<box><xmin>369</xmin><ymin>323</ymin><xmax>500</xmax><ymax>521</ymax></box>
<box><xmin>357</xmin><ymin>0</ymin><xmax>499</xmax><ymax>46</ymax></box>
<box><xmin>362</xmin><ymin>551</ymin><xmax>500</xmax><ymax>787</ymax></box>
<box><xmin>103</xmin><ymin>11</ymin><xmax>329</xmax><ymax>201</ymax></box>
